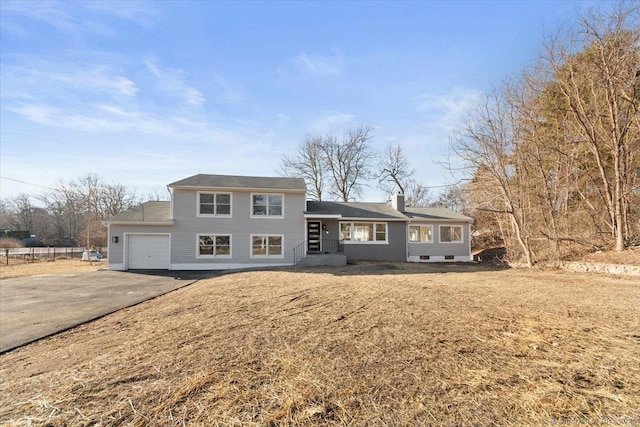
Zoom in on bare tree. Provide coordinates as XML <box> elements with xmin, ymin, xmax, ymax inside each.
<box><xmin>452</xmin><ymin>84</ymin><xmax>535</xmax><ymax>267</ymax></box>
<box><xmin>9</xmin><ymin>194</ymin><xmax>34</xmax><ymax>232</ymax></box>
<box><xmin>320</xmin><ymin>124</ymin><xmax>375</xmax><ymax>202</ymax></box>
<box><xmin>101</xmin><ymin>183</ymin><xmax>138</xmax><ymax>218</ymax></box>
<box><xmin>280</xmin><ymin>134</ymin><xmax>327</xmax><ymax>201</ymax></box>
<box><xmin>377</xmin><ymin>143</ymin><xmax>413</xmax><ymax>195</ymax></box>
<box><xmin>0</xmin><ymin>199</ymin><xmax>20</xmax><ymax>230</ymax></box>
<box><xmin>377</xmin><ymin>142</ymin><xmax>433</xmax><ymax>207</ymax></box>
<box><xmin>146</xmin><ymin>186</ymin><xmax>170</xmax><ymax>201</ymax></box>
<box><xmin>434</xmin><ymin>184</ymin><xmax>469</xmax><ymax>213</ymax></box>
<box><xmin>404</xmin><ymin>180</ymin><xmax>432</xmax><ymax>207</ymax></box>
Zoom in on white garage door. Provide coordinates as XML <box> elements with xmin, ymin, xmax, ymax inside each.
<box><xmin>127</xmin><ymin>234</ymin><xmax>170</xmax><ymax>269</ymax></box>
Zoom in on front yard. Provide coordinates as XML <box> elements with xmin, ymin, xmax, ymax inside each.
<box><xmin>1</xmin><ymin>262</ymin><xmax>638</xmax><ymax>426</ymax></box>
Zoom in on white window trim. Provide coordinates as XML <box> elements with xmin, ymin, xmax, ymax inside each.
<box><xmin>196</xmin><ymin>233</ymin><xmax>233</xmax><ymax>258</ymax></box>
<box><xmin>250</xmin><ymin>234</ymin><xmax>285</xmax><ymax>258</ymax></box>
<box><xmin>409</xmin><ymin>224</ymin><xmax>434</xmax><ymax>243</ymax></box>
<box><xmin>439</xmin><ymin>225</ymin><xmax>464</xmax><ymax>244</ymax></box>
<box><xmin>250</xmin><ymin>193</ymin><xmax>285</xmax><ymax>219</ymax></box>
<box><xmin>339</xmin><ymin>222</ymin><xmax>388</xmax><ymax>244</ymax></box>
<box><xmin>196</xmin><ymin>191</ymin><xmax>233</xmax><ymax>218</ymax></box>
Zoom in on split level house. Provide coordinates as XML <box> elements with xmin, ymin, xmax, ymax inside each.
<box><xmin>104</xmin><ymin>174</ymin><xmax>473</xmax><ymax>270</ymax></box>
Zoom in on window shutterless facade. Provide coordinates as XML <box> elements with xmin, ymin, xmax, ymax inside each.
<box><xmin>197</xmin><ymin>192</ymin><xmax>231</xmax><ymax>217</ymax></box>
<box><xmin>409</xmin><ymin>225</ymin><xmax>433</xmax><ymax>242</ymax></box>
<box><xmin>439</xmin><ymin>225</ymin><xmax>463</xmax><ymax>243</ymax></box>
<box><xmin>251</xmin><ymin>235</ymin><xmax>283</xmax><ymax>257</ymax></box>
<box><xmin>339</xmin><ymin>222</ymin><xmax>387</xmax><ymax>243</ymax></box>
<box><xmin>251</xmin><ymin>194</ymin><xmax>283</xmax><ymax>217</ymax></box>
<box><xmin>197</xmin><ymin>234</ymin><xmax>232</xmax><ymax>257</ymax></box>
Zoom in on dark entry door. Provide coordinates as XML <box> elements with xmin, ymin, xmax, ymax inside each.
<box><xmin>307</xmin><ymin>221</ymin><xmax>321</xmax><ymax>252</ymax></box>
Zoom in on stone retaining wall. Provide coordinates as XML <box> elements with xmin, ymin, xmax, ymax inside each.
<box><xmin>560</xmin><ymin>261</ymin><xmax>640</xmax><ymax>277</ymax></box>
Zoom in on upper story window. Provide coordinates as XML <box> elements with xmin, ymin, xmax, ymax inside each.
<box><xmin>440</xmin><ymin>225</ymin><xmax>463</xmax><ymax>243</ymax></box>
<box><xmin>339</xmin><ymin>222</ymin><xmax>387</xmax><ymax>243</ymax></box>
<box><xmin>409</xmin><ymin>225</ymin><xmax>433</xmax><ymax>243</ymax></box>
<box><xmin>198</xmin><ymin>192</ymin><xmax>231</xmax><ymax>217</ymax></box>
<box><xmin>251</xmin><ymin>194</ymin><xmax>283</xmax><ymax>217</ymax></box>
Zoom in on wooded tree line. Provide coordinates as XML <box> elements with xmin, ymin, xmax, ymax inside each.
<box><xmin>0</xmin><ymin>174</ymin><xmax>141</xmax><ymax>248</ymax></box>
<box><xmin>452</xmin><ymin>3</ymin><xmax>639</xmax><ymax>264</ymax></box>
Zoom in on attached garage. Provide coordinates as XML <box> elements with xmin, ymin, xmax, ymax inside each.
<box><xmin>126</xmin><ymin>234</ymin><xmax>170</xmax><ymax>270</ymax></box>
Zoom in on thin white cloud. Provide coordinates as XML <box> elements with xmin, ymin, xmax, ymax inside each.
<box><xmin>112</xmin><ymin>77</ymin><xmax>138</xmax><ymax>96</ymax></box>
<box><xmin>309</xmin><ymin>112</ymin><xmax>355</xmax><ymax>133</ymax></box>
<box><xmin>3</xmin><ymin>101</ymin><xmax>268</xmax><ymax>150</ymax></box>
<box><xmin>94</xmin><ymin>104</ymin><xmax>139</xmax><ymax>118</ymax></box>
<box><xmin>145</xmin><ymin>59</ymin><xmax>205</xmax><ymax>106</ymax></box>
<box><xmin>211</xmin><ymin>72</ymin><xmax>244</xmax><ymax>104</ymax></box>
<box><xmin>0</xmin><ymin>0</ymin><xmax>156</xmax><ymax>35</ymax></box>
<box><xmin>289</xmin><ymin>50</ymin><xmax>345</xmax><ymax>76</ymax></box>
<box><xmin>3</xmin><ymin>104</ymin><xmax>167</xmax><ymax>134</ymax></box>
<box><xmin>413</xmin><ymin>87</ymin><xmax>482</xmax><ymax>133</ymax></box>
<box><xmin>86</xmin><ymin>1</ymin><xmax>157</xmax><ymax>28</ymax></box>
<box><xmin>277</xmin><ymin>114</ymin><xmax>291</xmax><ymax>125</ymax></box>
<box><xmin>1</xmin><ymin>62</ymin><xmax>138</xmax><ymax>99</ymax></box>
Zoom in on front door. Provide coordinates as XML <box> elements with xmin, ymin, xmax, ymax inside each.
<box><xmin>307</xmin><ymin>221</ymin><xmax>321</xmax><ymax>253</ymax></box>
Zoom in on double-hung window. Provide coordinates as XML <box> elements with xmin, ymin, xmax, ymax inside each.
<box><xmin>251</xmin><ymin>235</ymin><xmax>283</xmax><ymax>257</ymax></box>
<box><xmin>409</xmin><ymin>225</ymin><xmax>433</xmax><ymax>243</ymax></box>
<box><xmin>339</xmin><ymin>222</ymin><xmax>387</xmax><ymax>243</ymax></box>
<box><xmin>252</xmin><ymin>194</ymin><xmax>283</xmax><ymax>217</ymax></box>
<box><xmin>198</xmin><ymin>192</ymin><xmax>231</xmax><ymax>216</ymax></box>
<box><xmin>440</xmin><ymin>225</ymin><xmax>463</xmax><ymax>243</ymax></box>
<box><xmin>198</xmin><ymin>234</ymin><xmax>231</xmax><ymax>257</ymax></box>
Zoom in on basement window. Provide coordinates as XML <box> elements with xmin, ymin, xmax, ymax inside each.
<box><xmin>445</xmin><ymin>255</ymin><xmax>455</xmax><ymax>260</ymax></box>
<box><xmin>420</xmin><ymin>255</ymin><xmax>430</xmax><ymax>260</ymax></box>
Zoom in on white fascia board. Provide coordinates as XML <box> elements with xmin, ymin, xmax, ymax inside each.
<box><xmin>102</xmin><ymin>221</ymin><xmax>175</xmax><ymax>226</ymax></box>
<box><xmin>407</xmin><ymin>218</ymin><xmax>473</xmax><ymax>224</ymax></box>
<box><xmin>303</xmin><ymin>214</ymin><xmax>342</xmax><ymax>219</ymax></box>
<box><xmin>339</xmin><ymin>217</ymin><xmax>408</xmax><ymax>222</ymax></box>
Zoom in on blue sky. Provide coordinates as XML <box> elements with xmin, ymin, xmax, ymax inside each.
<box><xmin>0</xmin><ymin>0</ymin><xmax>599</xmax><ymax>202</ymax></box>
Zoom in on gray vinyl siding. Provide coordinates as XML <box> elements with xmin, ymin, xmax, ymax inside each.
<box><xmin>407</xmin><ymin>222</ymin><xmax>470</xmax><ymax>258</ymax></box>
<box><xmin>107</xmin><ymin>224</ymin><xmax>173</xmax><ymax>265</ymax></box>
<box><xmin>319</xmin><ymin>219</ymin><xmax>406</xmax><ymax>262</ymax></box>
<box><xmin>169</xmin><ymin>189</ymin><xmax>305</xmax><ymax>265</ymax></box>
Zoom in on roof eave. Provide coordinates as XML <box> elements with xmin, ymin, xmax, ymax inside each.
<box><xmin>339</xmin><ymin>217</ymin><xmax>408</xmax><ymax>222</ymax></box>
<box><xmin>102</xmin><ymin>220</ymin><xmax>175</xmax><ymax>226</ymax></box>
<box><xmin>303</xmin><ymin>213</ymin><xmax>342</xmax><ymax>219</ymax></box>
<box><xmin>169</xmin><ymin>184</ymin><xmax>306</xmax><ymax>193</ymax></box>
<box><xmin>408</xmin><ymin>217</ymin><xmax>474</xmax><ymax>223</ymax></box>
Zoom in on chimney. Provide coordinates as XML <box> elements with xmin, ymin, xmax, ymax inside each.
<box><xmin>391</xmin><ymin>193</ymin><xmax>405</xmax><ymax>213</ymax></box>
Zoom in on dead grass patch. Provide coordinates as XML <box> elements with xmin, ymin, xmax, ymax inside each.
<box><xmin>580</xmin><ymin>246</ymin><xmax>640</xmax><ymax>266</ymax></box>
<box><xmin>0</xmin><ymin>259</ymin><xmax>103</xmax><ymax>279</ymax></box>
<box><xmin>1</xmin><ymin>263</ymin><xmax>639</xmax><ymax>426</ymax></box>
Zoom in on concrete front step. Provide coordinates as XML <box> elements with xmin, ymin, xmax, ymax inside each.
<box><xmin>299</xmin><ymin>254</ymin><xmax>347</xmax><ymax>267</ymax></box>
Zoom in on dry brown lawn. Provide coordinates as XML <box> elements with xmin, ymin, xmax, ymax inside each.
<box><xmin>0</xmin><ymin>259</ymin><xmax>103</xmax><ymax>280</ymax></box>
<box><xmin>580</xmin><ymin>246</ymin><xmax>640</xmax><ymax>266</ymax></box>
<box><xmin>1</xmin><ymin>262</ymin><xmax>639</xmax><ymax>426</ymax></box>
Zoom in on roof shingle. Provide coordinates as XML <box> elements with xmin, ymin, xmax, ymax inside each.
<box><xmin>169</xmin><ymin>174</ymin><xmax>307</xmax><ymax>191</ymax></box>
<box><xmin>306</xmin><ymin>201</ymin><xmax>473</xmax><ymax>222</ymax></box>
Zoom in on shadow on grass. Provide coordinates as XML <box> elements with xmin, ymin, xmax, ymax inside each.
<box><xmin>295</xmin><ymin>260</ymin><xmax>511</xmax><ymax>276</ymax></box>
<box><xmin>123</xmin><ymin>260</ymin><xmax>511</xmax><ymax>281</ymax></box>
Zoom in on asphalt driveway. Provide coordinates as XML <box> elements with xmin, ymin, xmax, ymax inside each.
<box><xmin>0</xmin><ymin>270</ymin><xmax>212</xmax><ymax>353</ymax></box>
